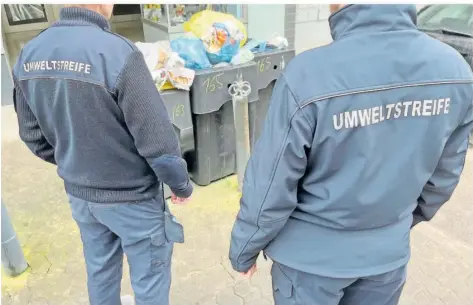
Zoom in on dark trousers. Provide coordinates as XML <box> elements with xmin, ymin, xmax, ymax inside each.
<box><xmin>68</xmin><ymin>194</ymin><xmax>179</xmax><ymax>305</ymax></box>
<box><xmin>272</xmin><ymin>262</ymin><xmax>406</xmax><ymax>305</ymax></box>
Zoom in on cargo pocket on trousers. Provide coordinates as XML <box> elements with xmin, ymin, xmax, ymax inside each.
<box><xmin>271</xmin><ymin>263</ymin><xmax>296</xmax><ymax>305</ymax></box>
<box><xmin>164</xmin><ymin>211</ymin><xmax>184</xmax><ymax>243</ymax></box>
<box><xmin>150</xmin><ymin>231</ymin><xmax>173</xmax><ymax>273</ymax></box>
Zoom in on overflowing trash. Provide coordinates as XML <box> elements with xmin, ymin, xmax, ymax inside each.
<box><xmin>184</xmin><ymin>10</ymin><xmax>246</xmax><ymax>65</ymax></box>
<box><xmin>136</xmin><ymin>10</ymin><xmax>290</xmax><ymax>91</ymax></box>
<box><xmin>184</xmin><ymin>10</ymin><xmax>248</xmax><ymax>48</ymax></box>
<box><xmin>230</xmin><ymin>48</ymin><xmax>254</xmax><ymax>66</ymax></box>
<box><xmin>268</xmin><ymin>34</ymin><xmax>289</xmax><ymax>50</ymax></box>
<box><xmin>202</xmin><ymin>22</ymin><xmax>244</xmax><ymax>65</ymax></box>
<box><xmin>170</xmin><ymin>35</ymin><xmax>212</xmax><ymax>70</ymax></box>
<box><xmin>135</xmin><ymin>41</ymin><xmax>196</xmax><ymax>91</ymax></box>
<box><xmin>242</xmin><ymin>34</ymin><xmax>289</xmax><ymax>54</ymax></box>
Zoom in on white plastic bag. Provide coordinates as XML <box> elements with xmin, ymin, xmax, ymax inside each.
<box><xmin>165</xmin><ymin>53</ymin><xmax>195</xmax><ymax>91</ymax></box>
<box><xmin>135</xmin><ymin>41</ymin><xmax>172</xmax><ymax>71</ymax></box>
<box><xmin>151</xmin><ymin>69</ymin><xmax>168</xmax><ymax>91</ymax></box>
<box><xmin>231</xmin><ymin>48</ymin><xmax>254</xmax><ymax>66</ymax></box>
<box><xmin>135</xmin><ymin>41</ymin><xmax>195</xmax><ymax>91</ymax></box>
<box><xmin>168</xmin><ymin>68</ymin><xmax>195</xmax><ymax>90</ymax></box>
<box><xmin>213</xmin><ymin>62</ymin><xmax>230</xmax><ymax>68</ymax></box>
<box><xmin>267</xmin><ymin>33</ymin><xmax>288</xmax><ymax>49</ymax></box>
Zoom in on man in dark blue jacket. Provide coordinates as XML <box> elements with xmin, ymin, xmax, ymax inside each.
<box><xmin>230</xmin><ymin>4</ymin><xmax>473</xmax><ymax>305</ymax></box>
<box><xmin>13</xmin><ymin>4</ymin><xmax>192</xmax><ymax>305</ymax></box>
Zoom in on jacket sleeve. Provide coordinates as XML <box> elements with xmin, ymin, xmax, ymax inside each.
<box><xmin>115</xmin><ymin>50</ymin><xmax>192</xmax><ymax>198</ymax></box>
<box><xmin>229</xmin><ymin>75</ymin><xmax>314</xmax><ymax>272</ymax></box>
<box><xmin>13</xmin><ymin>77</ymin><xmax>56</xmax><ymax>165</ymax></box>
<box><xmin>412</xmin><ymin>98</ymin><xmax>473</xmax><ymax>227</ymax></box>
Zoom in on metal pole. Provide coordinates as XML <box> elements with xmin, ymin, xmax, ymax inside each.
<box><xmin>229</xmin><ymin>73</ymin><xmax>252</xmax><ymax>192</ymax></box>
<box><xmin>1</xmin><ymin>201</ymin><xmax>28</xmax><ymax>277</ymax></box>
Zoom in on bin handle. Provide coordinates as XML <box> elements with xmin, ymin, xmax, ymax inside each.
<box><xmin>228</xmin><ymin>76</ymin><xmax>251</xmax><ymax>98</ymax></box>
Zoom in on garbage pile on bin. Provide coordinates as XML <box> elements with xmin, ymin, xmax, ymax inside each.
<box><xmin>135</xmin><ymin>10</ymin><xmax>289</xmax><ymax>92</ymax></box>
<box><xmin>135</xmin><ymin>10</ymin><xmax>294</xmax><ymax>190</ymax></box>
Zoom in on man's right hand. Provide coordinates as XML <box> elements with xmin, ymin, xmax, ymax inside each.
<box><xmin>240</xmin><ymin>264</ymin><xmax>257</xmax><ymax>279</ymax></box>
<box><xmin>170</xmin><ymin>193</ymin><xmax>190</xmax><ymax>205</ymax></box>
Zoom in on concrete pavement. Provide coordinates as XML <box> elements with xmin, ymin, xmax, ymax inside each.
<box><xmin>2</xmin><ymin>105</ymin><xmax>472</xmax><ymax>304</ymax></box>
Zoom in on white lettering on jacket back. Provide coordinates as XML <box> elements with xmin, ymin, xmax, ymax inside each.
<box><xmin>333</xmin><ymin>98</ymin><xmax>451</xmax><ymax>130</ymax></box>
<box><xmin>23</xmin><ymin>60</ymin><xmax>91</xmax><ymax>74</ymax></box>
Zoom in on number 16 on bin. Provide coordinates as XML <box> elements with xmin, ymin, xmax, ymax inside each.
<box><xmin>203</xmin><ymin>73</ymin><xmax>224</xmax><ymax>93</ymax></box>
<box><xmin>172</xmin><ymin>104</ymin><xmax>185</xmax><ymax>120</ymax></box>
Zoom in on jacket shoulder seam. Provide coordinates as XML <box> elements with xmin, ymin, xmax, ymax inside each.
<box><xmin>112</xmin><ymin>50</ymin><xmax>141</xmax><ymax>94</ymax></box>
<box><xmin>104</xmin><ymin>29</ymin><xmax>136</xmax><ymax>51</ymax></box>
<box><xmin>18</xmin><ymin>76</ymin><xmax>115</xmax><ymax>95</ymax></box>
<box><xmin>281</xmin><ymin>74</ymin><xmax>315</xmax><ymax>130</ymax></box>
<box><xmin>102</xmin><ymin>30</ymin><xmax>136</xmax><ymax>92</ymax></box>
<box><xmin>300</xmin><ymin>79</ymin><xmax>473</xmax><ymax>108</ymax></box>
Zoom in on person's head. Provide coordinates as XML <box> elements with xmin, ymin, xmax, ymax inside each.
<box><xmin>329</xmin><ymin>4</ymin><xmax>346</xmax><ymax>14</ymax></box>
<box><xmin>66</xmin><ymin>4</ymin><xmax>114</xmax><ymax>19</ymax></box>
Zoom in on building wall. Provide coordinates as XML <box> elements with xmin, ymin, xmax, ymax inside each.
<box><xmin>1</xmin><ymin>34</ymin><xmax>14</xmax><ymax>106</ymax></box>
<box><xmin>248</xmin><ymin>5</ymin><xmax>285</xmax><ymax>41</ymax></box>
<box><xmin>243</xmin><ymin>4</ymin><xmax>331</xmax><ymax>54</ymax></box>
<box><xmin>294</xmin><ymin>5</ymin><xmax>332</xmax><ymax>54</ymax></box>
<box><xmin>292</xmin><ymin>4</ymin><xmax>429</xmax><ymax>54</ymax></box>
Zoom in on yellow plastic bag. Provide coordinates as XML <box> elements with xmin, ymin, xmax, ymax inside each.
<box><xmin>158</xmin><ymin>81</ymin><xmax>176</xmax><ymax>91</ymax></box>
<box><xmin>183</xmin><ymin>10</ymin><xmax>247</xmax><ymax>48</ymax></box>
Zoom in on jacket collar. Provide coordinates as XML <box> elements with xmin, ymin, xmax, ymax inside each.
<box><xmin>55</xmin><ymin>7</ymin><xmax>110</xmax><ymax>30</ymax></box>
<box><xmin>329</xmin><ymin>5</ymin><xmax>417</xmax><ymax>40</ymax></box>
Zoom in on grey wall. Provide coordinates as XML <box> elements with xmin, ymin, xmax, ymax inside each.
<box><xmin>2</xmin><ymin>36</ymin><xmax>14</xmax><ymax>106</ymax></box>
<box><xmin>294</xmin><ymin>5</ymin><xmax>332</xmax><ymax>54</ymax></box>
<box><xmin>248</xmin><ymin>5</ymin><xmax>286</xmax><ymax>41</ymax></box>
<box><xmin>284</xmin><ymin>4</ymin><xmax>296</xmax><ymax>50</ymax></box>
<box><xmin>292</xmin><ymin>4</ymin><xmax>428</xmax><ymax>55</ymax></box>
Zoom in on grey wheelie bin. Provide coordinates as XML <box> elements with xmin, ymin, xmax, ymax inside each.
<box><xmin>249</xmin><ymin>48</ymin><xmax>296</xmax><ymax>148</ymax></box>
<box><xmin>188</xmin><ymin>62</ymin><xmax>259</xmax><ymax>186</ymax></box>
<box><xmin>160</xmin><ymin>89</ymin><xmax>195</xmax><ymax>198</ymax></box>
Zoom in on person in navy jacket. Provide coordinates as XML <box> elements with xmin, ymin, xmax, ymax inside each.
<box><xmin>13</xmin><ymin>5</ymin><xmax>192</xmax><ymax>305</ymax></box>
<box><xmin>230</xmin><ymin>4</ymin><xmax>473</xmax><ymax>305</ymax></box>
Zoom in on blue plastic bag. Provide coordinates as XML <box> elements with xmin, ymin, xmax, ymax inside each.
<box><xmin>170</xmin><ymin>37</ymin><xmax>212</xmax><ymax>70</ymax></box>
<box><xmin>204</xmin><ymin>23</ymin><xmax>241</xmax><ymax>65</ymax></box>
<box><xmin>242</xmin><ymin>39</ymin><xmax>268</xmax><ymax>53</ymax></box>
